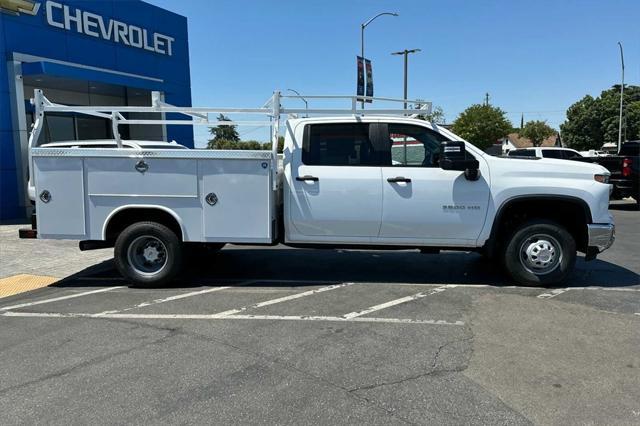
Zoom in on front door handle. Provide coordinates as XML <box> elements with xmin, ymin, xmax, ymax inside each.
<box><xmin>296</xmin><ymin>175</ymin><xmax>319</xmax><ymax>182</ymax></box>
<box><xmin>387</xmin><ymin>176</ymin><xmax>411</xmax><ymax>183</ymax></box>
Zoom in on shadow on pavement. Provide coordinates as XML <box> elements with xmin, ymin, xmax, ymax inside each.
<box><xmin>52</xmin><ymin>248</ymin><xmax>640</xmax><ymax>290</ymax></box>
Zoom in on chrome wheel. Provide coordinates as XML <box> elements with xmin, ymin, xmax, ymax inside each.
<box><xmin>127</xmin><ymin>235</ymin><xmax>168</xmax><ymax>277</ymax></box>
<box><xmin>519</xmin><ymin>234</ymin><xmax>562</xmax><ymax>275</ymax></box>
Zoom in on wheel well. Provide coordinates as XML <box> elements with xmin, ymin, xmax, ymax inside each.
<box><xmin>489</xmin><ymin>197</ymin><xmax>591</xmax><ymax>254</ymax></box>
<box><xmin>105</xmin><ymin>208</ymin><xmax>183</xmax><ymax>243</ymax></box>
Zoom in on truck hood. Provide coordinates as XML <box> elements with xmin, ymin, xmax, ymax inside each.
<box><xmin>489</xmin><ymin>156</ymin><xmax>609</xmax><ymax>178</ymax></box>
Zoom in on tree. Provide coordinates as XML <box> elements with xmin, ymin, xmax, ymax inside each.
<box><xmin>560</xmin><ymin>85</ymin><xmax>640</xmax><ymax>151</ymax></box>
<box><xmin>206</xmin><ymin>135</ymin><xmax>285</xmax><ymax>153</ymax></box>
<box><xmin>207</xmin><ymin>114</ymin><xmax>239</xmax><ymax>148</ymax></box>
<box><xmin>418</xmin><ymin>106</ymin><xmax>446</xmax><ymax>124</ymax></box>
<box><xmin>451</xmin><ymin>104</ymin><xmax>513</xmax><ymax>149</ymax></box>
<box><xmin>520</xmin><ymin>120</ymin><xmax>556</xmax><ymax>147</ymax></box>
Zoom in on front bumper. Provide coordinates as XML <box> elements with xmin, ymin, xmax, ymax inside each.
<box><xmin>587</xmin><ymin>223</ymin><xmax>615</xmax><ymax>252</ymax></box>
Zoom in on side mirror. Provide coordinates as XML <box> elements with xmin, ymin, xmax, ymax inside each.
<box><xmin>439</xmin><ymin>141</ymin><xmax>480</xmax><ymax>181</ymax></box>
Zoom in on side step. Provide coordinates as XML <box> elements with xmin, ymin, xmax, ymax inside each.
<box><xmin>79</xmin><ymin>240</ymin><xmax>112</xmax><ymax>251</ymax></box>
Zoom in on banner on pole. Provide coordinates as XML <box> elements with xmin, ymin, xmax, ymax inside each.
<box><xmin>356</xmin><ymin>56</ymin><xmax>365</xmax><ymax>100</ymax></box>
<box><xmin>365</xmin><ymin>58</ymin><xmax>373</xmax><ymax>103</ymax></box>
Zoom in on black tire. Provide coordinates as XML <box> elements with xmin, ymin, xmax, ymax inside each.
<box><xmin>114</xmin><ymin>221</ymin><xmax>183</xmax><ymax>287</ymax></box>
<box><xmin>502</xmin><ymin>220</ymin><xmax>576</xmax><ymax>287</ymax></box>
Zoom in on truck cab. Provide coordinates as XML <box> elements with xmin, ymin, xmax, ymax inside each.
<box><xmin>283</xmin><ymin>117</ymin><xmax>491</xmax><ymax>247</ymax></box>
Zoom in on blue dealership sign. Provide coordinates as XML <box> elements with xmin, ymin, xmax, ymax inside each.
<box><xmin>0</xmin><ymin>0</ymin><xmax>193</xmax><ymax>219</ymax></box>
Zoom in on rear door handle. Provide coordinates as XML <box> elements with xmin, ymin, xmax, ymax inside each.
<box><xmin>387</xmin><ymin>176</ymin><xmax>411</xmax><ymax>183</ymax></box>
<box><xmin>296</xmin><ymin>175</ymin><xmax>319</xmax><ymax>182</ymax></box>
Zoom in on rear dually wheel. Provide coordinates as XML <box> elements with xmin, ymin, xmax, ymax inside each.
<box><xmin>114</xmin><ymin>221</ymin><xmax>183</xmax><ymax>287</ymax></box>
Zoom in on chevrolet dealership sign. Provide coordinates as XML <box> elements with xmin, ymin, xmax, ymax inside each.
<box><xmin>46</xmin><ymin>1</ymin><xmax>175</xmax><ymax>56</ymax></box>
<box><xmin>0</xmin><ymin>0</ymin><xmax>175</xmax><ymax>56</ymax></box>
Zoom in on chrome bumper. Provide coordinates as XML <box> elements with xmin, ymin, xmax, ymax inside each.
<box><xmin>587</xmin><ymin>224</ymin><xmax>615</xmax><ymax>252</ymax></box>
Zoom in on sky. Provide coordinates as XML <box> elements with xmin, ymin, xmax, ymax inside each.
<box><xmin>148</xmin><ymin>0</ymin><xmax>639</xmax><ymax>147</ymax></box>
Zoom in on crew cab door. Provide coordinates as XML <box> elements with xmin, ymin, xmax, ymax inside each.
<box><xmin>287</xmin><ymin>122</ymin><xmax>383</xmax><ymax>240</ymax></box>
<box><xmin>378</xmin><ymin>123</ymin><xmax>490</xmax><ymax>244</ymax></box>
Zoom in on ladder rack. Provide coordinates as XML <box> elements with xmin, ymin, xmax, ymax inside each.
<box><xmin>28</xmin><ymin>89</ymin><xmax>432</xmax><ymax>157</ymax></box>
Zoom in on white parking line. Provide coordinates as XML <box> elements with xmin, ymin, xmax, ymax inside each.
<box><xmin>209</xmin><ymin>283</ymin><xmax>354</xmax><ymax>318</ymax></box>
<box><xmin>537</xmin><ymin>288</ymin><xmax>570</xmax><ymax>299</ymax></box>
<box><xmin>0</xmin><ymin>311</ymin><xmax>464</xmax><ymax>326</ymax></box>
<box><xmin>376</xmin><ymin>283</ymin><xmax>640</xmax><ymax>292</ymax></box>
<box><xmin>342</xmin><ymin>285</ymin><xmax>453</xmax><ymax>319</ymax></box>
<box><xmin>569</xmin><ymin>287</ymin><xmax>640</xmax><ymax>292</ymax></box>
<box><xmin>92</xmin><ymin>286</ymin><xmax>231</xmax><ymax>316</ymax></box>
<box><xmin>230</xmin><ymin>314</ymin><xmax>464</xmax><ymax>326</ymax></box>
<box><xmin>0</xmin><ymin>286</ymin><xmax>124</xmax><ymax>311</ymax></box>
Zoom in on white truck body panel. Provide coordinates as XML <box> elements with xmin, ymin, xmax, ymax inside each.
<box><xmin>26</xmin><ymin>91</ymin><xmax>614</xmax><ymax>262</ymax></box>
<box><xmin>475</xmin><ymin>155</ymin><xmax>613</xmax><ymax>245</ymax></box>
<box><xmin>34</xmin><ymin>157</ymin><xmax>86</xmax><ymax>239</ymax></box>
<box><xmin>32</xmin><ymin>121</ymin><xmax>613</xmax><ymax>250</ymax></box>
<box><xmin>289</xmin><ymin>165</ymin><xmax>383</xmax><ymax>238</ymax></box>
<box><xmin>32</xmin><ymin>148</ymin><xmax>275</xmax><ymax>243</ymax></box>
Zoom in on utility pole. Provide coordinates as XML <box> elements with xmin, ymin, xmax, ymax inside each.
<box><xmin>391</xmin><ymin>48</ymin><xmax>421</xmax><ymax>111</ymax></box>
<box><xmin>617</xmin><ymin>41</ymin><xmax>625</xmax><ymax>152</ymax></box>
<box><xmin>360</xmin><ymin>12</ymin><xmax>399</xmax><ymax>108</ymax></box>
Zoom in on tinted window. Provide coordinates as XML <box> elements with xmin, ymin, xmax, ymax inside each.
<box><xmin>562</xmin><ymin>150</ymin><xmax>582</xmax><ymax>159</ymax></box>
<box><xmin>41</xmin><ymin>113</ymin><xmax>119</xmax><ymax>144</ymax></box>
<box><xmin>45</xmin><ymin>114</ymin><xmax>75</xmax><ymax>142</ymax></box>
<box><xmin>386</xmin><ymin>124</ymin><xmax>449</xmax><ymax>167</ymax></box>
<box><xmin>509</xmin><ymin>149</ymin><xmax>535</xmax><ymax>157</ymax></box>
<box><xmin>542</xmin><ymin>150</ymin><xmax>563</xmax><ymax>159</ymax></box>
<box><xmin>303</xmin><ymin>124</ymin><xmax>377</xmax><ymax>166</ymax></box>
<box><xmin>77</xmin><ymin>116</ymin><xmax>112</xmax><ymax>140</ymax></box>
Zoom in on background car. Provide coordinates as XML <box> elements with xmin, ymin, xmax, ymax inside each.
<box><xmin>507</xmin><ymin>147</ymin><xmax>583</xmax><ymax>159</ymax></box>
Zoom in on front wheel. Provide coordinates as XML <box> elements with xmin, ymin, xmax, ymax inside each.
<box><xmin>114</xmin><ymin>221</ymin><xmax>183</xmax><ymax>287</ymax></box>
<box><xmin>502</xmin><ymin>220</ymin><xmax>576</xmax><ymax>286</ymax></box>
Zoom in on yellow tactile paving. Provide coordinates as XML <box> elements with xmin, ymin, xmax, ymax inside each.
<box><xmin>0</xmin><ymin>274</ymin><xmax>58</xmax><ymax>298</ymax></box>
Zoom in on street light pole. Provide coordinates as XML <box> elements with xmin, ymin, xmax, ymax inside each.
<box><xmin>360</xmin><ymin>12</ymin><xmax>398</xmax><ymax>108</ymax></box>
<box><xmin>391</xmin><ymin>48</ymin><xmax>421</xmax><ymax>111</ymax></box>
<box><xmin>617</xmin><ymin>42</ymin><xmax>625</xmax><ymax>152</ymax></box>
<box><xmin>286</xmin><ymin>89</ymin><xmax>308</xmax><ymax>117</ymax></box>
<box><xmin>391</xmin><ymin>48</ymin><xmax>420</xmax><ymax>165</ymax></box>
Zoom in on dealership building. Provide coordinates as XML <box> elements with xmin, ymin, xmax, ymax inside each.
<box><xmin>0</xmin><ymin>0</ymin><xmax>193</xmax><ymax>220</ymax></box>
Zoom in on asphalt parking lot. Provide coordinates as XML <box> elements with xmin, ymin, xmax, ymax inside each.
<box><xmin>1</xmin><ymin>201</ymin><xmax>638</xmax><ymax>425</ymax></box>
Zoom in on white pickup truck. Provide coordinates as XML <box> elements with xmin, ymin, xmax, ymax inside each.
<box><xmin>20</xmin><ymin>90</ymin><xmax>615</xmax><ymax>287</ymax></box>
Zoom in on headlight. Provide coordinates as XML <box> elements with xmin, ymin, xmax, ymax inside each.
<box><xmin>594</xmin><ymin>174</ymin><xmax>610</xmax><ymax>184</ymax></box>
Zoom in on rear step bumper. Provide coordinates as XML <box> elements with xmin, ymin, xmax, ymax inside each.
<box><xmin>19</xmin><ymin>228</ymin><xmax>37</xmax><ymax>239</ymax></box>
<box><xmin>18</xmin><ymin>212</ymin><xmax>38</xmax><ymax>239</ymax></box>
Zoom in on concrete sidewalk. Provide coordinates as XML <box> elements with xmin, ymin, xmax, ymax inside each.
<box><xmin>0</xmin><ymin>225</ymin><xmax>112</xmax><ymax>280</ymax></box>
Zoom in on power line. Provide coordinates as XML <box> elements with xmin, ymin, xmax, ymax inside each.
<box><xmin>506</xmin><ymin>110</ymin><xmax>566</xmax><ymax>113</ymax></box>
<box><xmin>238</xmin><ymin>125</ymin><xmax>269</xmax><ymax>138</ymax></box>
<box><xmin>505</xmin><ymin>111</ymin><xmax>566</xmax><ymax>115</ymax></box>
